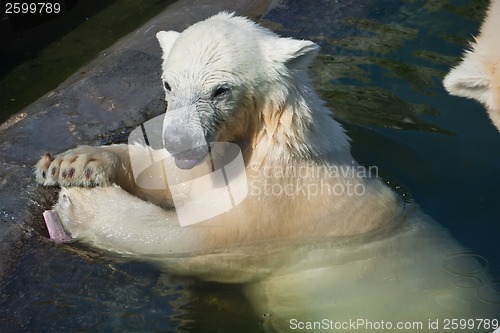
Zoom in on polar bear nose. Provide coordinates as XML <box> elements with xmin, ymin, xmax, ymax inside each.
<box><xmin>163</xmin><ymin>129</ymin><xmax>210</xmax><ymax>169</ymax></box>
<box><xmin>162</xmin><ymin>103</ymin><xmax>210</xmax><ymax>168</ymax></box>
<box><xmin>163</xmin><ymin>128</ymin><xmax>196</xmax><ymax>154</ymax></box>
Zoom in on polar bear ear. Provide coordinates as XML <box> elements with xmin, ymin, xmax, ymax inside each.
<box><xmin>443</xmin><ymin>58</ymin><xmax>490</xmax><ymax>102</ymax></box>
<box><xmin>156</xmin><ymin>30</ymin><xmax>180</xmax><ymax>58</ymax></box>
<box><xmin>267</xmin><ymin>37</ymin><xmax>320</xmax><ymax>71</ymax></box>
<box><xmin>443</xmin><ymin>53</ymin><xmax>493</xmax><ymax>105</ymax></box>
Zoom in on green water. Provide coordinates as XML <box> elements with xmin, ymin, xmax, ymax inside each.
<box><xmin>0</xmin><ymin>0</ymin><xmax>175</xmax><ymax>123</ymax></box>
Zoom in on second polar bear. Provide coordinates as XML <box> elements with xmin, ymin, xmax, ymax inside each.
<box><xmin>36</xmin><ymin>13</ymin><xmax>498</xmax><ymax>332</ymax></box>
<box><xmin>444</xmin><ymin>0</ymin><xmax>500</xmax><ymax>131</ymax></box>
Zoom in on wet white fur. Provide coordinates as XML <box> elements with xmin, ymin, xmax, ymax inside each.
<box><xmin>444</xmin><ymin>0</ymin><xmax>500</xmax><ymax>131</ymax></box>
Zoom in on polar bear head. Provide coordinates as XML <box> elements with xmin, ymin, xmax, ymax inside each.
<box><xmin>156</xmin><ymin>12</ymin><xmax>348</xmax><ymax>170</ymax></box>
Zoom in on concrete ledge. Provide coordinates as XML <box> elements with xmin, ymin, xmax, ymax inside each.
<box><xmin>0</xmin><ymin>0</ymin><xmax>272</xmax><ymax>274</ymax></box>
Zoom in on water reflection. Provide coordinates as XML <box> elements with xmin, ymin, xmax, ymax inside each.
<box><xmin>312</xmin><ymin>54</ymin><xmax>452</xmax><ymax>133</ymax></box>
<box><xmin>329</xmin><ymin>17</ymin><xmax>418</xmax><ymax>54</ymax></box>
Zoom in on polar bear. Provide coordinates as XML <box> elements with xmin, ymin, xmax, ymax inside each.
<box><xmin>36</xmin><ymin>13</ymin><xmax>498</xmax><ymax>332</ymax></box>
<box><xmin>443</xmin><ymin>0</ymin><xmax>500</xmax><ymax>131</ymax></box>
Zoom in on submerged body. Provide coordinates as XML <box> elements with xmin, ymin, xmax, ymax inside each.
<box><xmin>37</xmin><ymin>12</ymin><xmax>498</xmax><ymax>332</ymax></box>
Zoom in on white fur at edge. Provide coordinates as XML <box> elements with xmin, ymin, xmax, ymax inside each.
<box><xmin>41</xmin><ymin>12</ymin><xmax>498</xmax><ymax>332</ymax></box>
<box><xmin>443</xmin><ymin>0</ymin><xmax>500</xmax><ymax>131</ymax></box>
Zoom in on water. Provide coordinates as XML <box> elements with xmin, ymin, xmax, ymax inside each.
<box><xmin>0</xmin><ymin>0</ymin><xmax>175</xmax><ymax>123</ymax></box>
<box><xmin>1</xmin><ymin>0</ymin><xmax>499</xmax><ymax>332</ymax></box>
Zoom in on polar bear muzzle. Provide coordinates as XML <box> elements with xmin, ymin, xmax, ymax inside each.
<box><xmin>162</xmin><ymin>103</ymin><xmax>211</xmax><ymax>170</ymax></box>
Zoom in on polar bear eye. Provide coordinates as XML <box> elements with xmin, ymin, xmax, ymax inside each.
<box><xmin>163</xmin><ymin>81</ymin><xmax>171</xmax><ymax>92</ymax></box>
<box><xmin>212</xmin><ymin>86</ymin><xmax>230</xmax><ymax>99</ymax></box>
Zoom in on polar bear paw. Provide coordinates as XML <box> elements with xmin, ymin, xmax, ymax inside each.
<box><xmin>35</xmin><ymin>146</ymin><xmax>121</xmax><ymax>187</ymax></box>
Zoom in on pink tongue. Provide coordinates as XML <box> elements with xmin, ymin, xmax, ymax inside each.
<box><xmin>174</xmin><ymin>158</ymin><xmax>198</xmax><ymax>170</ymax></box>
<box><xmin>43</xmin><ymin>210</ymin><xmax>72</xmax><ymax>244</ymax></box>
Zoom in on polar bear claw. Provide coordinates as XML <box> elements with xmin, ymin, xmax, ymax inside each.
<box><xmin>35</xmin><ymin>145</ymin><xmax>121</xmax><ymax>187</ymax></box>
